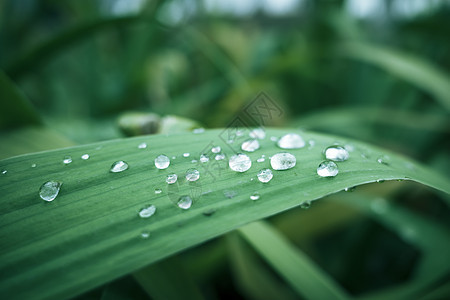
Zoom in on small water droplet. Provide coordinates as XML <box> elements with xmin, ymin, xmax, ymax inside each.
<box><xmin>229</xmin><ymin>153</ymin><xmax>252</xmax><ymax>172</ymax></box>
<box><xmin>377</xmin><ymin>155</ymin><xmax>390</xmax><ymax>165</ymax></box>
<box><xmin>256</xmin><ymin>156</ymin><xmax>265</xmax><ymax>163</ymax></box>
<box><xmin>257</xmin><ymin>169</ymin><xmax>273</xmax><ymax>183</ymax></box>
<box><xmin>166</xmin><ymin>174</ymin><xmax>178</xmax><ymax>184</ymax></box>
<box><xmin>270</xmin><ymin>136</ymin><xmax>278</xmax><ymax>142</ymax></box>
<box><xmin>1</xmin><ymin>169</ymin><xmax>7</xmax><ymax>174</ymax></box>
<box><xmin>138</xmin><ymin>205</ymin><xmax>156</xmax><ymax>218</ymax></box>
<box><xmin>300</xmin><ymin>201</ymin><xmax>311</xmax><ymax>209</ymax></box>
<box><xmin>177</xmin><ymin>195</ymin><xmax>192</xmax><ymax>209</ymax></box>
<box><xmin>317</xmin><ymin>161</ymin><xmax>338</xmax><ymax>177</ymax></box>
<box><xmin>155</xmin><ymin>155</ymin><xmax>170</xmax><ymax>169</ymax></box>
<box><xmin>200</xmin><ymin>154</ymin><xmax>209</xmax><ymax>163</ymax></box>
<box><xmin>63</xmin><ymin>156</ymin><xmax>72</xmax><ymax>164</ymax></box>
<box><xmin>31</xmin><ymin>163</ymin><xmax>37</xmax><ymax>168</ymax></box>
<box><xmin>241</xmin><ymin>139</ymin><xmax>260</xmax><ymax>152</ymax></box>
<box><xmin>39</xmin><ymin>181</ymin><xmax>62</xmax><ymax>202</ymax></box>
<box><xmin>324</xmin><ymin>145</ymin><xmax>349</xmax><ymax>162</ymax></box>
<box><xmin>270</xmin><ymin>153</ymin><xmax>296</xmax><ymax>170</ymax></box>
<box><xmin>215</xmin><ymin>153</ymin><xmax>226</xmax><ymax>160</ymax></box>
<box><xmin>186</xmin><ymin>168</ymin><xmax>200</xmax><ymax>181</ymax></box>
<box><xmin>138</xmin><ymin>142</ymin><xmax>147</xmax><ymax>149</ymax></box>
<box><xmin>249</xmin><ymin>128</ymin><xmax>266</xmax><ymax>139</ymax></box>
<box><xmin>250</xmin><ymin>192</ymin><xmax>260</xmax><ymax>201</ymax></box>
<box><xmin>154</xmin><ymin>188</ymin><xmax>162</xmax><ymax>194</ymax></box>
<box><xmin>344</xmin><ymin>186</ymin><xmax>356</xmax><ymax>192</ymax></box>
<box><xmin>211</xmin><ymin>146</ymin><xmax>221</xmax><ymax>153</ymax></box>
<box><xmin>308</xmin><ymin>140</ymin><xmax>315</xmax><ymax>149</ymax></box>
<box><xmin>81</xmin><ymin>154</ymin><xmax>90</xmax><ymax>160</ymax></box>
<box><xmin>224</xmin><ymin>190</ymin><xmax>237</xmax><ymax>199</ymax></box>
<box><xmin>193</xmin><ymin>127</ymin><xmax>205</xmax><ymax>134</ymax></box>
<box><xmin>141</xmin><ymin>231</ymin><xmax>150</xmax><ymax>239</ymax></box>
<box><xmin>110</xmin><ymin>160</ymin><xmax>129</xmax><ymax>173</ymax></box>
<box><xmin>191</xmin><ymin>159</ymin><xmax>198</xmax><ymax>163</ymax></box>
<box><xmin>203</xmin><ymin>208</ymin><xmax>216</xmax><ymax>216</ymax></box>
<box><xmin>376</xmin><ymin>179</ymin><xmax>385</xmax><ymax>183</ymax></box>
<box><xmin>277</xmin><ymin>133</ymin><xmax>305</xmax><ymax>149</ymax></box>
<box><xmin>183</xmin><ymin>152</ymin><xmax>190</xmax><ymax>158</ymax></box>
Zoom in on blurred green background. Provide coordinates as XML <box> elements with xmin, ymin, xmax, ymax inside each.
<box><xmin>1</xmin><ymin>0</ymin><xmax>450</xmax><ymax>299</ymax></box>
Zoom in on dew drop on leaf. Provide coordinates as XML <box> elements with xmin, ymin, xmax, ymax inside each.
<box><xmin>81</xmin><ymin>154</ymin><xmax>90</xmax><ymax>160</ymax></box>
<box><xmin>110</xmin><ymin>160</ymin><xmax>129</xmax><ymax>173</ymax></box>
<box><xmin>277</xmin><ymin>133</ymin><xmax>305</xmax><ymax>149</ymax></box>
<box><xmin>63</xmin><ymin>156</ymin><xmax>72</xmax><ymax>165</ymax></box>
<box><xmin>300</xmin><ymin>201</ymin><xmax>311</xmax><ymax>209</ymax></box>
<box><xmin>250</xmin><ymin>192</ymin><xmax>260</xmax><ymax>201</ymax></box>
<box><xmin>229</xmin><ymin>153</ymin><xmax>252</xmax><ymax>172</ymax></box>
<box><xmin>257</xmin><ymin>169</ymin><xmax>273</xmax><ymax>183</ymax></box>
<box><xmin>241</xmin><ymin>139</ymin><xmax>260</xmax><ymax>152</ymax></box>
<box><xmin>39</xmin><ymin>181</ymin><xmax>62</xmax><ymax>202</ymax></box>
<box><xmin>141</xmin><ymin>231</ymin><xmax>150</xmax><ymax>239</ymax></box>
<box><xmin>317</xmin><ymin>160</ymin><xmax>338</xmax><ymax>177</ymax></box>
<box><xmin>138</xmin><ymin>142</ymin><xmax>147</xmax><ymax>149</ymax></box>
<box><xmin>183</xmin><ymin>152</ymin><xmax>190</xmax><ymax>158</ymax></box>
<box><xmin>138</xmin><ymin>205</ymin><xmax>156</xmax><ymax>218</ymax></box>
<box><xmin>211</xmin><ymin>146</ymin><xmax>221</xmax><ymax>153</ymax></box>
<box><xmin>185</xmin><ymin>169</ymin><xmax>200</xmax><ymax>181</ymax></box>
<box><xmin>270</xmin><ymin>153</ymin><xmax>296</xmax><ymax>170</ymax></box>
<box><xmin>324</xmin><ymin>145</ymin><xmax>349</xmax><ymax>161</ymax></box>
<box><xmin>377</xmin><ymin>155</ymin><xmax>390</xmax><ymax>165</ymax></box>
<box><xmin>215</xmin><ymin>153</ymin><xmax>225</xmax><ymax>160</ymax></box>
<box><xmin>249</xmin><ymin>127</ymin><xmax>266</xmax><ymax>139</ymax></box>
<box><xmin>200</xmin><ymin>154</ymin><xmax>209</xmax><ymax>163</ymax></box>
<box><xmin>155</xmin><ymin>155</ymin><xmax>170</xmax><ymax>169</ymax></box>
<box><xmin>192</xmin><ymin>128</ymin><xmax>205</xmax><ymax>134</ymax></box>
<box><xmin>154</xmin><ymin>188</ymin><xmax>162</xmax><ymax>194</ymax></box>
<box><xmin>166</xmin><ymin>174</ymin><xmax>178</xmax><ymax>184</ymax></box>
<box><xmin>177</xmin><ymin>195</ymin><xmax>193</xmax><ymax>209</ymax></box>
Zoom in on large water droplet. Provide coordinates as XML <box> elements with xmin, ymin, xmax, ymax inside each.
<box><xmin>155</xmin><ymin>155</ymin><xmax>170</xmax><ymax>169</ymax></box>
<box><xmin>241</xmin><ymin>139</ymin><xmax>260</xmax><ymax>152</ymax></box>
<box><xmin>211</xmin><ymin>146</ymin><xmax>221</xmax><ymax>153</ymax></box>
<box><xmin>215</xmin><ymin>153</ymin><xmax>225</xmax><ymax>160</ymax></box>
<box><xmin>63</xmin><ymin>156</ymin><xmax>72</xmax><ymax>164</ymax></box>
<box><xmin>300</xmin><ymin>201</ymin><xmax>311</xmax><ymax>209</ymax></box>
<box><xmin>166</xmin><ymin>174</ymin><xmax>178</xmax><ymax>184</ymax></box>
<box><xmin>270</xmin><ymin>153</ymin><xmax>296</xmax><ymax>170</ymax></box>
<box><xmin>277</xmin><ymin>133</ymin><xmax>305</xmax><ymax>149</ymax></box>
<box><xmin>193</xmin><ymin>128</ymin><xmax>205</xmax><ymax>134</ymax></box>
<box><xmin>81</xmin><ymin>154</ymin><xmax>90</xmax><ymax>160</ymax></box>
<box><xmin>249</xmin><ymin>128</ymin><xmax>266</xmax><ymax>139</ymax></box>
<box><xmin>257</xmin><ymin>169</ymin><xmax>273</xmax><ymax>183</ymax></box>
<box><xmin>138</xmin><ymin>142</ymin><xmax>147</xmax><ymax>149</ymax></box>
<box><xmin>324</xmin><ymin>146</ymin><xmax>349</xmax><ymax>161</ymax></box>
<box><xmin>110</xmin><ymin>160</ymin><xmax>129</xmax><ymax>173</ymax></box>
<box><xmin>317</xmin><ymin>161</ymin><xmax>338</xmax><ymax>177</ymax></box>
<box><xmin>200</xmin><ymin>154</ymin><xmax>209</xmax><ymax>163</ymax></box>
<box><xmin>186</xmin><ymin>168</ymin><xmax>200</xmax><ymax>181</ymax></box>
<box><xmin>183</xmin><ymin>152</ymin><xmax>190</xmax><ymax>158</ymax></box>
<box><xmin>154</xmin><ymin>188</ymin><xmax>162</xmax><ymax>194</ymax></box>
<box><xmin>39</xmin><ymin>181</ymin><xmax>62</xmax><ymax>202</ymax></box>
<box><xmin>250</xmin><ymin>192</ymin><xmax>260</xmax><ymax>201</ymax></box>
<box><xmin>177</xmin><ymin>195</ymin><xmax>192</xmax><ymax>209</ymax></box>
<box><xmin>139</xmin><ymin>205</ymin><xmax>156</xmax><ymax>218</ymax></box>
<box><xmin>229</xmin><ymin>153</ymin><xmax>252</xmax><ymax>172</ymax></box>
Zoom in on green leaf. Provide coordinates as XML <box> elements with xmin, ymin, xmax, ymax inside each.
<box><xmin>238</xmin><ymin>221</ymin><xmax>350</xmax><ymax>300</ymax></box>
<box><xmin>0</xmin><ymin>128</ymin><xmax>449</xmax><ymax>300</ymax></box>
<box><xmin>340</xmin><ymin>43</ymin><xmax>450</xmax><ymax>111</ymax></box>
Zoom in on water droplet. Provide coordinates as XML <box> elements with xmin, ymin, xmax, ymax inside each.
<box><xmin>172</xmin><ymin>156</ymin><xmax>176</xmax><ymax>160</ymax></box>
<box><xmin>203</xmin><ymin>208</ymin><xmax>216</xmax><ymax>216</ymax></box>
<box><xmin>191</xmin><ymin>159</ymin><xmax>198</xmax><ymax>163</ymax></box>
<box><xmin>193</xmin><ymin>127</ymin><xmax>205</xmax><ymax>134</ymax></box>
<box><xmin>155</xmin><ymin>155</ymin><xmax>170</xmax><ymax>169</ymax></box>
<box><xmin>31</xmin><ymin>163</ymin><xmax>37</xmax><ymax>168</ymax></box>
<box><xmin>215</xmin><ymin>153</ymin><xmax>225</xmax><ymax>160</ymax></box>
<box><xmin>317</xmin><ymin>161</ymin><xmax>338</xmax><ymax>177</ymax></box>
<box><xmin>250</xmin><ymin>192</ymin><xmax>260</xmax><ymax>201</ymax></box>
<box><xmin>344</xmin><ymin>144</ymin><xmax>354</xmax><ymax>152</ymax></box>
<box><xmin>200</xmin><ymin>154</ymin><xmax>209</xmax><ymax>163</ymax></box>
<box><xmin>300</xmin><ymin>201</ymin><xmax>311</xmax><ymax>209</ymax></box>
<box><xmin>211</xmin><ymin>146</ymin><xmax>221</xmax><ymax>153</ymax></box>
<box><xmin>141</xmin><ymin>231</ymin><xmax>150</xmax><ymax>239</ymax></box>
<box><xmin>229</xmin><ymin>153</ymin><xmax>252</xmax><ymax>172</ymax></box>
<box><xmin>236</xmin><ymin>129</ymin><xmax>245</xmax><ymax>137</ymax></box>
<box><xmin>138</xmin><ymin>205</ymin><xmax>156</xmax><ymax>218</ymax></box>
<box><xmin>270</xmin><ymin>153</ymin><xmax>296</xmax><ymax>170</ymax></box>
<box><xmin>186</xmin><ymin>168</ymin><xmax>200</xmax><ymax>181</ymax></box>
<box><xmin>1</xmin><ymin>170</ymin><xmax>7</xmax><ymax>174</ymax></box>
<box><xmin>183</xmin><ymin>152</ymin><xmax>190</xmax><ymax>158</ymax></box>
<box><xmin>166</xmin><ymin>174</ymin><xmax>178</xmax><ymax>184</ymax></box>
<box><xmin>241</xmin><ymin>139</ymin><xmax>260</xmax><ymax>152</ymax></box>
<box><xmin>138</xmin><ymin>142</ymin><xmax>147</xmax><ymax>149</ymax></box>
<box><xmin>277</xmin><ymin>133</ymin><xmax>305</xmax><ymax>149</ymax></box>
<box><xmin>257</xmin><ymin>169</ymin><xmax>273</xmax><ymax>183</ymax></box>
<box><xmin>177</xmin><ymin>195</ymin><xmax>192</xmax><ymax>209</ymax></box>
<box><xmin>249</xmin><ymin>128</ymin><xmax>266</xmax><ymax>139</ymax></box>
<box><xmin>270</xmin><ymin>136</ymin><xmax>278</xmax><ymax>142</ymax></box>
<box><xmin>376</xmin><ymin>179</ymin><xmax>385</xmax><ymax>183</ymax></box>
<box><xmin>110</xmin><ymin>160</ymin><xmax>129</xmax><ymax>173</ymax></box>
<box><xmin>308</xmin><ymin>140</ymin><xmax>315</xmax><ymax>149</ymax></box>
<box><xmin>224</xmin><ymin>190</ymin><xmax>237</xmax><ymax>199</ymax></box>
<box><xmin>344</xmin><ymin>186</ymin><xmax>356</xmax><ymax>192</ymax></box>
<box><xmin>81</xmin><ymin>154</ymin><xmax>90</xmax><ymax>160</ymax></box>
<box><xmin>256</xmin><ymin>156</ymin><xmax>265</xmax><ymax>163</ymax></box>
<box><xmin>39</xmin><ymin>181</ymin><xmax>62</xmax><ymax>202</ymax></box>
<box><xmin>63</xmin><ymin>156</ymin><xmax>72</xmax><ymax>164</ymax></box>
<box><xmin>377</xmin><ymin>155</ymin><xmax>390</xmax><ymax>165</ymax></box>
<box><xmin>154</xmin><ymin>188</ymin><xmax>162</xmax><ymax>194</ymax></box>
<box><xmin>324</xmin><ymin>146</ymin><xmax>349</xmax><ymax>162</ymax></box>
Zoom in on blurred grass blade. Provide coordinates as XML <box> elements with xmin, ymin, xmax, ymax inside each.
<box><xmin>341</xmin><ymin>43</ymin><xmax>450</xmax><ymax>111</ymax></box>
<box><xmin>0</xmin><ymin>71</ymin><xmax>42</xmax><ymax>129</ymax></box>
<box><xmin>238</xmin><ymin>221</ymin><xmax>350</xmax><ymax>300</ymax></box>
<box><xmin>0</xmin><ymin>128</ymin><xmax>449</xmax><ymax>300</ymax></box>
